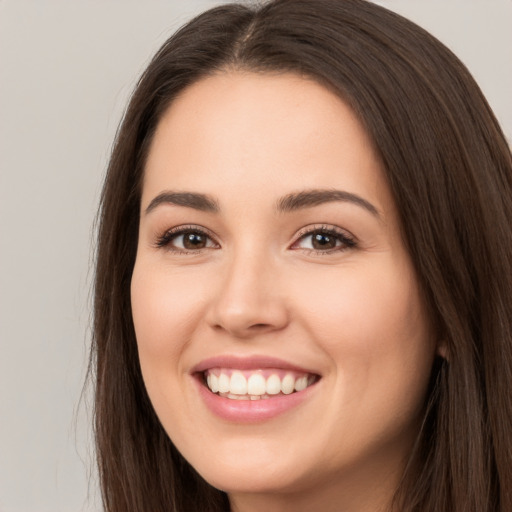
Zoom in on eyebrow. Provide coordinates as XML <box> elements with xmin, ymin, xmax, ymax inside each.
<box><xmin>145</xmin><ymin>191</ymin><xmax>219</xmax><ymax>214</ymax></box>
<box><xmin>144</xmin><ymin>188</ymin><xmax>380</xmax><ymax>217</ymax></box>
<box><xmin>276</xmin><ymin>189</ymin><xmax>380</xmax><ymax>217</ymax></box>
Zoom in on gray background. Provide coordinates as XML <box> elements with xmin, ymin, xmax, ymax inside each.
<box><xmin>1</xmin><ymin>1</ymin><xmax>510</xmax><ymax>511</ymax></box>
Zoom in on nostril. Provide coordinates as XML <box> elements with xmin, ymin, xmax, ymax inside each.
<box><xmin>207</xmin><ymin>295</ymin><xmax>289</xmax><ymax>337</ymax></box>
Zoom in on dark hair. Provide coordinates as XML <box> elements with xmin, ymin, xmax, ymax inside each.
<box><xmin>91</xmin><ymin>1</ymin><xmax>512</xmax><ymax>510</ymax></box>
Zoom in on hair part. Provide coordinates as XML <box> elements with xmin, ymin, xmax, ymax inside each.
<box><xmin>91</xmin><ymin>1</ymin><xmax>512</xmax><ymax>510</ymax></box>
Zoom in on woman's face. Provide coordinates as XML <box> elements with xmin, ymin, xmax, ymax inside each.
<box><xmin>131</xmin><ymin>72</ymin><xmax>438</xmax><ymax>508</ymax></box>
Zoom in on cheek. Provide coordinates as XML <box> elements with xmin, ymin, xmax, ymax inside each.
<box><xmin>296</xmin><ymin>261</ymin><xmax>426</xmax><ymax>341</ymax></box>
<box><xmin>130</xmin><ymin>261</ymin><xmax>211</xmax><ymax>432</ymax></box>
<box><xmin>291</xmin><ymin>258</ymin><xmax>435</xmax><ymax>401</ymax></box>
<box><xmin>130</xmin><ymin>262</ymin><xmax>207</xmax><ymax>359</ymax></box>
<box><xmin>130</xmin><ymin>261</ymin><xmax>213</xmax><ymax>426</ymax></box>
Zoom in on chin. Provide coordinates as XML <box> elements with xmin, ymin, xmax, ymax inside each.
<box><xmin>177</xmin><ymin>432</ymin><xmax>328</xmax><ymax>497</ymax></box>
<box><xmin>198</xmin><ymin>461</ymin><xmax>308</xmax><ymax>495</ymax></box>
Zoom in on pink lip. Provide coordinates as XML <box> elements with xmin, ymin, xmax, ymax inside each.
<box><xmin>191</xmin><ymin>355</ymin><xmax>320</xmax><ymax>423</ymax></box>
<box><xmin>191</xmin><ymin>355</ymin><xmax>316</xmax><ymax>374</ymax></box>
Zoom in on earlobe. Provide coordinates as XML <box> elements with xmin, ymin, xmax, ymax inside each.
<box><xmin>436</xmin><ymin>340</ymin><xmax>449</xmax><ymax>361</ymax></box>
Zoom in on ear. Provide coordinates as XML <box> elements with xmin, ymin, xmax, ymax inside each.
<box><xmin>436</xmin><ymin>339</ymin><xmax>448</xmax><ymax>360</ymax></box>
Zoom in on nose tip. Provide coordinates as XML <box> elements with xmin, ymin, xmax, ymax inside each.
<box><xmin>206</xmin><ymin>257</ymin><xmax>289</xmax><ymax>339</ymax></box>
<box><xmin>211</xmin><ymin>305</ymin><xmax>286</xmax><ymax>339</ymax></box>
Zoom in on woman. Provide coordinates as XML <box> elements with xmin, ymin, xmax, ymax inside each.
<box><xmin>91</xmin><ymin>0</ymin><xmax>512</xmax><ymax>510</ymax></box>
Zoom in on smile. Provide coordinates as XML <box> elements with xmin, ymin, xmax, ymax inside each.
<box><xmin>204</xmin><ymin>368</ymin><xmax>317</xmax><ymax>400</ymax></box>
<box><xmin>192</xmin><ymin>356</ymin><xmax>321</xmax><ymax>422</ymax></box>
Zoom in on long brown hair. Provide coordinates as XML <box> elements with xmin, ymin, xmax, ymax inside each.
<box><xmin>91</xmin><ymin>1</ymin><xmax>512</xmax><ymax>510</ymax></box>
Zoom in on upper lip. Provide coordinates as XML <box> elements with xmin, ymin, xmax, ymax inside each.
<box><xmin>191</xmin><ymin>355</ymin><xmax>319</xmax><ymax>375</ymax></box>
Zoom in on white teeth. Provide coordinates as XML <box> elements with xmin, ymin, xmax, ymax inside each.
<box><xmin>208</xmin><ymin>373</ymin><xmax>219</xmax><ymax>393</ymax></box>
<box><xmin>205</xmin><ymin>369</ymin><xmax>317</xmax><ymax>398</ymax></box>
<box><xmin>281</xmin><ymin>374</ymin><xmax>295</xmax><ymax>395</ymax></box>
<box><xmin>266</xmin><ymin>374</ymin><xmax>281</xmax><ymax>395</ymax></box>
<box><xmin>230</xmin><ymin>371</ymin><xmax>248</xmax><ymax>395</ymax></box>
<box><xmin>227</xmin><ymin>393</ymin><xmax>247</xmax><ymax>400</ymax></box>
<box><xmin>218</xmin><ymin>373</ymin><xmax>230</xmax><ymax>393</ymax></box>
<box><xmin>247</xmin><ymin>373</ymin><xmax>266</xmax><ymax>395</ymax></box>
<box><xmin>294</xmin><ymin>376</ymin><xmax>308</xmax><ymax>392</ymax></box>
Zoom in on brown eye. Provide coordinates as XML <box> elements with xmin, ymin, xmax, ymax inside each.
<box><xmin>293</xmin><ymin>227</ymin><xmax>356</xmax><ymax>253</ymax></box>
<box><xmin>182</xmin><ymin>232</ymin><xmax>208</xmax><ymax>249</ymax></box>
<box><xmin>311</xmin><ymin>232</ymin><xmax>337</xmax><ymax>250</ymax></box>
<box><xmin>157</xmin><ymin>227</ymin><xmax>218</xmax><ymax>252</ymax></box>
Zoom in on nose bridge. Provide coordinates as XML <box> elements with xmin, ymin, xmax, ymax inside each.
<box><xmin>207</xmin><ymin>240</ymin><xmax>288</xmax><ymax>337</ymax></box>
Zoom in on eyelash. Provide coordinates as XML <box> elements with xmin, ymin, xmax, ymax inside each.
<box><xmin>155</xmin><ymin>225</ymin><xmax>217</xmax><ymax>254</ymax></box>
<box><xmin>155</xmin><ymin>224</ymin><xmax>357</xmax><ymax>255</ymax></box>
<box><xmin>292</xmin><ymin>225</ymin><xmax>357</xmax><ymax>254</ymax></box>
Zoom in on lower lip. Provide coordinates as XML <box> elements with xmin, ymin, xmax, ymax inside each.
<box><xmin>194</xmin><ymin>376</ymin><xmax>317</xmax><ymax>423</ymax></box>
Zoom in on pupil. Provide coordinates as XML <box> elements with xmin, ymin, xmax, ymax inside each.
<box><xmin>312</xmin><ymin>233</ymin><xmax>335</xmax><ymax>249</ymax></box>
<box><xmin>183</xmin><ymin>232</ymin><xmax>206</xmax><ymax>249</ymax></box>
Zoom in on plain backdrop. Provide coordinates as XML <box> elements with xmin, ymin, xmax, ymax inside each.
<box><xmin>0</xmin><ymin>1</ymin><xmax>510</xmax><ymax>511</ymax></box>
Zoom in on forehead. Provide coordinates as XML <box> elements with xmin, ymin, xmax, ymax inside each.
<box><xmin>142</xmin><ymin>71</ymin><xmax>391</xmax><ymax>215</ymax></box>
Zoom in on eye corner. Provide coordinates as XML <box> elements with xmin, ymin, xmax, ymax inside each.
<box><xmin>154</xmin><ymin>224</ymin><xmax>220</xmax><ymax>254</ymax></box>
<box><xmin>290</xmin><ymin>224</ymin><xmax>357</xmax><ymax>254</ymax></box>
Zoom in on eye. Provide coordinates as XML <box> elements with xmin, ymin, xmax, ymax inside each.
<box><xmin>156</xmin><ymin>226</ymin><xmax>219</xmax><ymax>252</ymax></box>
<box><xmin>291</xmin><ymin>226</ymin><xmax>356</xmax><ymax>253</ymax></box>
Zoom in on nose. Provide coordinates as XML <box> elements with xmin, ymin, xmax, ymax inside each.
<box><xmin>206</xmin><ymin>250</ymin><xmax>289</xmax><ymax>339</ymax></box>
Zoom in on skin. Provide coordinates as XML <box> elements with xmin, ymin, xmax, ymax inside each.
<box><xmin>131</xmin><ymin>71</ymin><xmax>439</xmax><ymax>512</ymax></box>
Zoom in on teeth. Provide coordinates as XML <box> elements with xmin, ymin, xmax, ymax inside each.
<box><xmin>266</xmin><ymin>374</ymin><xmax>281</xmax><ymax>395</ymax></box>
<box><xmin>281</xmin><ymin>374</ymin><xmax>295</xmax><ymax>395</ymax></box>
<box><xmin>247</xmin><ymin>373</ymin><xmax>266</xmax><ymax>395</ymax></box>
<box><xmin>230</xmin><ymin>371</ymin><xmax>247</xmax><ymax>395</ymax></box>
<box><xmin>218</xmin><ymin>373</ymin><xmax>230</xmax><ymax>393</ymax></box>
<box><xmin>294</xmin><ymin>376</ymin><xmax>308</xmax><ymax>392</ymax></box>
<box><xmin>204</xmin><ymin>369</ymin><xmax>316</xmax><ymax>398</ymax></box>
<box><xmin>207</xmin><ymin>373</ymin><xmax>219</xmax><ymax>393</ymax></box>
